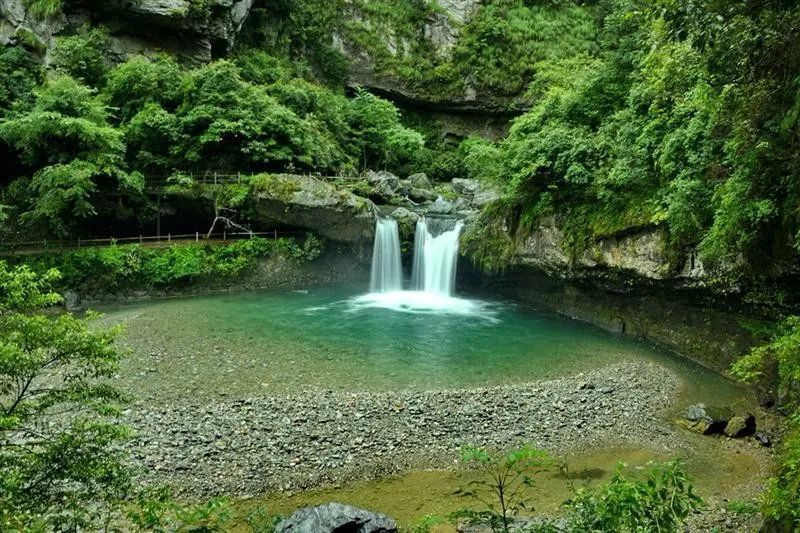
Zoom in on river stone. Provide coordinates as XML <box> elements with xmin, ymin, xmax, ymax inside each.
<box><xmin>676</xmin><ymin>403</ymin><xmax>733</xmax><ymax>435</ymax></box>
<box><xmin>723</xmin><ymin>414</ymin><xmax>756</xmax><ymax>438</ymax></box>
<box><xmin>275</xmin><ymin>502</ymin><xmax>397</xmax><ymax>533</ymax></box>
<box><xmin>408</xmin><ymin>172</ymin><xmax>432</xmax><ymax>189</ymax></box>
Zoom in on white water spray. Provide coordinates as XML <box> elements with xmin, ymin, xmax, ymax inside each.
<box><xmin>411</xmin><ymin>217</ymin><xmax>464</xmax><ymax>297</ymax></box>
<box><xmin>358</xmin><ymin>216</ymin><xmax>477</xmax><ymax>315</ymax></box>
<box><xmin>369</xmin><ymin>218</ymin><xmax>402</xmax><ymax>293</ymax></box>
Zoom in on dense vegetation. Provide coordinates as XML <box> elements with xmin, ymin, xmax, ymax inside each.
<box><xmin>18</xmin><ymin>235</ymin><xmax>321</xmax><ymax>292</ymax></box>
<box><xmin>3</xmin><ymin>0</ymin><xmax>800</xmax><ymax>529</ymax></box>
<box><xmin>461</xmin><ymin>0</ymin><xmax>800</xmax><ymax>281</ymax></box>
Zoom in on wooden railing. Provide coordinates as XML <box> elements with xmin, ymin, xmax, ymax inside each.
<box><xmin>0</xmin><ymin>230</ymin><xmax>306</xmax><ymax>256</ymax></box>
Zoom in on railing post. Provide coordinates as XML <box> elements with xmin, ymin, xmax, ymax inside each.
<box><xmin>78</xmin><ymin>238</ymin><xmax>81</xmax><ymax>248</ymax></box>
<box><xmin>273</xmin><ymin>229</ymin><xmax>277</xmax><ymax>240</ymax></box>
<box><xmin>140</xmin><ymin>235</ymin><xmax>143</xmax><ymax>244</ymax></box>
<box><xmin>223</xmin><ymin>230</ymin><xmax>226</xmax><ymax>241</ymax></box>
<box><xmin>214</xmin><ymin>172</ymin><xmax>218</xmax><ymax>185</ymax></box>
<box><xmin>168</xmin><ymin>233</ymin><xmax>171</xmax><ymax>243</ymax></box>
<box><xmin>196</xmin><ymin>231</ymin><xmax>199</xmax><ymax>242</ymax></box>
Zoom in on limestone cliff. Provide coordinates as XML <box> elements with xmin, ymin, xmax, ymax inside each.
<box><xmin>0</xmin><ymin>0</ymin><xmax>255</xmax><ymax>63</ymax></box>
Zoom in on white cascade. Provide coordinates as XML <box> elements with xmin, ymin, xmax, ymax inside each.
<box><xmin>411</xmin><ymin>217</ymin><xmax>464</xmax><ymax>297</ymax></box>
<box><xmin>369</xmin><ymin>218</ymin><xmax>403</xmax><ymax>293</ymax></box>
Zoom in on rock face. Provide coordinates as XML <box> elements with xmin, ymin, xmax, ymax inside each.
<box><xmin>0</xmin><ymin>0</ymin><xmax>255</xmax><ymax>63</ymax></box>
<box><xmin>275</xmin><ymin>503</ymin><xmax>397</xmax><ymax>533</ymax></box>
<box><xmin>516</xmin><ymin>217</ymin><xmax>673</xmax><ymax>280</ymax></box>
<box><xmin>251</xmin><ymin>174</ymin><xmax>377</xmax><ymax>242</ymax></box>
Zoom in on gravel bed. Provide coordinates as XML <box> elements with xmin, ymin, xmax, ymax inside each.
<box><xmin>124</xmin><ymin>361</ymin><xmax>683</xmax><ymax>498</ymax></box>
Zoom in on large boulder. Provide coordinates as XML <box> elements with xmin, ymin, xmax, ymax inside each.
<box><xmin>366</xmin><ymin>171</ymin><xmax>401</xmax><ymax>201</ymax></box>
<box><xmin>675</xmin><ymin>404</ymin><xmax>734</xmax><ymax>435</ymax></box>
<box><xmin>389</xmin><ymin>207</ymin><xmax>419</xmax><ymax>238</ymax></box>
<box><xmin>251</xmin><ymin>174</ymin><xmax>377</xmax><ymax>242</ymax></box>
<box><xmin>408</xmin><ymin>172</ymin><xmax>432</xmax><ymax>190</ymax></box>
<box><xmin>275</xmin><ymin>502</ymin><xmax>397</xmax><ymax>533</ymax></box>
<box><xmin>724</xmin><ymin>414</ymin><xmax>756</xmax><ymax>438</ymax></box>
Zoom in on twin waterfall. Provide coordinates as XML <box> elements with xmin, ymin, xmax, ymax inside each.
<box><xmin>370</xmin><ymin>217</ymin><xmax>464</xmax><ymax>297</ymax></box>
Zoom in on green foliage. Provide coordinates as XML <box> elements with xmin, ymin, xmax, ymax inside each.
<box><xmin>0</xmin><ymin>46</ymin><xmax>42</xmax><ymax>116</ymax></box>
<box><xmin>453</xmin><ymin>445</ymin><xmax>553</xmax><ymax>532</ymax></box>
<box><xmin>0</xmin><ymin>262</ymin><xmax>130</xmax><ymax>530</ymax></box>
<box><xmin>104</xmin><ymin>55</ymin><xmax>183</xmax><ymax>122</ymax></box>
<box><xmin>760</xmin><ymin>416</ymin><xmax>800</xmax><ymax>530</ymax></box>
<box><xmin>732</xmin><ymin>316</ymin><xmax>800</xmax><ymax>410</ymax></box>
<box><xmin>23</xmin><ymin>236</ymin><xmax>321</xmax><ymax>291</ymax></box>
<box><xmin>466</xmin><ymin>0</ymin><xmax>800</xmax><ymax>275</ymax></box>
<box><xmin>0</xmin><ymin>75</ymin><xmax>141</xmax><ymax>236</ymax></box>
<box><xmin>731</xmin><ymin>317</ymin><xmax>800</xmax><ymax>528</ymax></box>
<box><xmin>52</xmin><ymin>25</ymin><xmax>111</xmax><ymax>87</ymax></box>
<box><xmin>565</xmin><ymin>460</ymin><xmax>702</xmax><ymax>532</ymax></box>
<box><xmin>22</xmin><ymin>0</ymin><xmax>63</xmax><ymax>19</ymax></box>
<box><xmin>126</xmin><ymin>487</ymin><xmax>232</xmax><ymax>532</ymax></box>
<box><xmin>348</xmin><ymin>88</ymin><xmax>425</xmax><ymax>171</ymax></box>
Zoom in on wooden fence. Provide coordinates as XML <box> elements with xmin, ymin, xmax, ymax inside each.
<box><xmin>0</xmin><ymin>230</ymin><xmax>306</xmax><ymax>256</ymax></box>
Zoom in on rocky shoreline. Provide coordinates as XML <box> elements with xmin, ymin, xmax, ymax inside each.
<box><xmin>126</xmin><ymin>361</ymin><xmax>685</xmax><ymax>495</ymax></box>
<box><xmin>121</xmin><ymin>360</ymin><xmax>773</xmax><ymax>531</ymax></box>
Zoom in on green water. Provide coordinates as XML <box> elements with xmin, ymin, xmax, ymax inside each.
<box><xmin>101</xmin><ymin>285</ymin><xmax>752</xmax><ymax>408</ymax></box>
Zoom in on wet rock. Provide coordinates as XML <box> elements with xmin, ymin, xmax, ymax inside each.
<box><xmin>723</xmin><ymin>414</ymin><xmax>756</xmax><ymax>438</ymax></box>
<box><xmin>366</xmin><ymin>171</ymin><xmax>400</xmax><ymax>200</ymax></box>
<box><xmin>409</xmin><ymin>188</ymin><xmax>438</xmax><ymax>203</ymax></box>
<box><xmin>275</xmin><ymin>502</ymin><xmax>397</xmax><ymax>533</ymax></box>
<box><xmin>389</xmin><ymin>207</ymin><xmax>419</xmax><ymax>238</ymax></box>
<box><xmin>408</xmin><ymin>172</ymin><xmax>431</xmax><ymax>189</ymax></box>
<box><xmin>676</xmin><ymin>404</ymin><xmax>733</xmax><ymax>435</ymax></box>
<box><xmin>63</xmin><ymin>290</ymin><xmax>81</xmax><ymax>312</ymax></box>
<box><xmin>428</xmin><ymin>197</ymin><xmax>455</xmax><ymax>215</ymax></box>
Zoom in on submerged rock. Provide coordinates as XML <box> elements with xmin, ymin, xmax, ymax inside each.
<box><xmin>275</xmin><ymin>502</ymin><xmax>397</xmax><ymax>533</ymax></box>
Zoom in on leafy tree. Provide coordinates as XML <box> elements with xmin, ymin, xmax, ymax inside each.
<box><xmin>0</xmin><ymin>262</ymin><xmax>129</xmax><ymax>530</ymax></box>
<box><xmin>0</xmin><ymin>46</ymin><xmax>42</xmax><ymax>117</ymax></box>
<box><xmin>348</xmin><ymin>88</ymin><xmax>424</xmax><ymax>171</ymax></box>
<box><xmin>103</xmin><ymin>55</ymin><xmax>183</xmax><ymax>123</ymax></box>
<box><xmin>52</xmin><ymin>25</ymin><xmax>111</xmax><ymax>88</ymax></box>
<box><xmin>0</xmin><ymin>75</ymin><xmax>142</xmax><ymax>236</ymax></box>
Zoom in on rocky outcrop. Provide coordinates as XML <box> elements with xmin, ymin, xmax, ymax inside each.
<box><xmin>0</xmin><ymin>0</ymin><xmax>255</xmax><ymax>63</ymax></box>
<box><xmin>676</xmin><ymin>404</ymin><xmax>756</xmax><ymax>438</ymax></box>
<box><xmin>251</xmin><ymin>174</ymin><xmax>378</xmax><ymax>242</ymax></box>
<box><xmin>517</xmin><ymin>217</ymin><xmax>675</xmax><ymax>281</ymax></box>
<box><xmin>276</xmin><ymin>503</ymin><xmax>397</xmax><ymax>533</ymax></box>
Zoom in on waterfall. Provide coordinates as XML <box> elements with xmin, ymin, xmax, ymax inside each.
<box><xmin>369</xmin><ymin>218</ymin><xmax>402</xmax><ymax>293</ymax></box>
<box><xmin>411</xmin><ymin>217</ymin><xmax>464</xmax><ymax>297</ymax></box>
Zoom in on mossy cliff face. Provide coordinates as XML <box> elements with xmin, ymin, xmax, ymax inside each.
<box><xmin>461</xmin><ymin>215</ymin><xmax>755</xmax><ymax>373</ymax></box>
<box><xmin>250</xmin><ymin>174</ymin><xmax>378</xmax><ymax>242</ymax></box>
